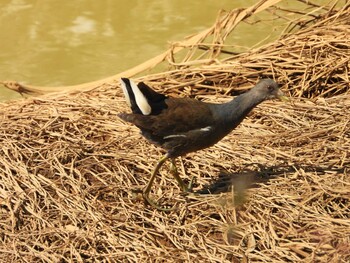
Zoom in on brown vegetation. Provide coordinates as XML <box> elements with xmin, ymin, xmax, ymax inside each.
<box><xmin>0</xmin><ymin>0</ymin><xmax>349</xmax><ymax>262</ymax></box>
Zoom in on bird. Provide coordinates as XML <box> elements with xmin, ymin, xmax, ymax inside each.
<box><xmin>118</xmin><ymin>77</ymin><xmax>288</xmax><ymax>210</ymax></box>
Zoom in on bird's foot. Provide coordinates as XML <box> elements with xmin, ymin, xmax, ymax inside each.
<box><xmin>187</xmin><ymin>175</ymin><xmax>196</xmax><ymax>192</ymax></box>
<box><xmin>130</xmin><ymin>188</ymin><xmax>175</xmax><ymax>211</ymax></box>
<box><xmin>142</xmin><ymin>192</ymin><xmax>177</xmax><ymax>212</ymax></box>
<box><xmin>130</xmin><ymin>187</ymin><xmax>144</xmax><ymax>201</ymax></box>
<box><xmin>170</xmin><ymin>166</ymin><xmax>195</xmax><ymax>193</ymax></box>
<box><xmin>180</xmin><ymin>175</ymin><xmax>195</xmax><ymax>193</ymax></box>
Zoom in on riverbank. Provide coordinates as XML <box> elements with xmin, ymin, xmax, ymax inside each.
<box><xmin>1</xmin><ymin>1</ymin><xmax>349</xmax><ymax>262</ymax></box>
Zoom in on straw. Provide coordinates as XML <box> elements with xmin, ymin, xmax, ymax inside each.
<box><xmin>0</xmin><ymin>0</ymin><xmax>349</xmax><ymax>262</ymax></box>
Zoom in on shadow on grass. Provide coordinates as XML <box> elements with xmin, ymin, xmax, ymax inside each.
<box><xmin>196</xmin><ymin>163</ymin><xmax>347</xmax><ymax>195</ymax></box>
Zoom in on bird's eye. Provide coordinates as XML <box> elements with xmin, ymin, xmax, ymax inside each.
<box><xmin>267</xmin><ymin>85</ymin><xmax>274</xmax><ymax>91</ymax></box>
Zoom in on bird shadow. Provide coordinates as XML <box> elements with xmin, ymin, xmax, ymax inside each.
<box><xmin>196</xmin><ymin>163</ymin><xmax>346</xmax><ymax>195</ymax></box>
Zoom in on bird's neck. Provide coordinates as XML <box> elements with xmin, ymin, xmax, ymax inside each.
<box><xmin>218</xmin><ymin>91</ymin><xmax>266</xmax><ymax>130</ymax></box>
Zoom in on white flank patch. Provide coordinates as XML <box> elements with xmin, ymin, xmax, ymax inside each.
<box><xmin>163</xmin><ymin>134</ymin><xmax>187</xmax><ymax>139</ymax></box>
<box><xmin>120</xmin><ymin>79</ymin><xmax>131</xmax><ymax>107</ymax></box>
<box><xmin>129</xmin><ymin>79</ymin><xmax>152</xmax><ymax>115</ymax></box>
<box><xmin>200</xmin><ymin>126</ymin><xmax>212</xmax><ymax>132</ymax></box>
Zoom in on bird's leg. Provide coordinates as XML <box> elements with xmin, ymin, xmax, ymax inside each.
<box><xmin>169</xmin><ymin>158</ymin><xmax>178</xmax><ymax>174</ymax></box>
<box><xmin>170</xmin><ymin>158</ymin><xmax>186</xmax><ymax>191</ymax></box>
<box><xmin>143</xmin><ymin>154</ymin><xmax>175</xmax><ymax>211</ymax></box>
<box><xmin>143</xmin><ymin>154</ymin><xmax>168</xmax><ymax>195</ymax></box>
<box><xmin>170</xmin><ymin>158</ymin><xmax>194</xmax><ymax>193</ymax></box>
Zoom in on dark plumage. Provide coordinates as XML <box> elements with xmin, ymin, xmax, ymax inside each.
<box><xmin>119</xmin><ymin>78</ymin><xmax>288</xmax><ymax>210</ymax></box>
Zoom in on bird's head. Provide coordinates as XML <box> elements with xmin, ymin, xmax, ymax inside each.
<box><xmin>253</xmin><ymin>79</ymin><xmax>289</xmax><ymax>101</ymax></box>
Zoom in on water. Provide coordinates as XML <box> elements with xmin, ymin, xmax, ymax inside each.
<box><xmin>0</xmin><ymin>0</ymin><xmax>297</xmax><ymax>101</ymax></box>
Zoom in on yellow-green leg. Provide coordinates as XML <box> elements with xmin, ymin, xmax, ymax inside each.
<box><xmin>170</xmin><ymin>159</ymin><xmax>194</xmax><ymax>192</ymax></box>
<box><xmin>143</xmin><ymin>154</ymin><xmax>176</xmax><ymax>211</ymax></box>
<box><xmin>142</xmin><ymin>155</ymin><xmax>195</xmax><ymax>211</ymax></box>
<box><xmin>143</xmin><ymin>154</ymin><xmax>168</xmax><ymax>195</ymax></box>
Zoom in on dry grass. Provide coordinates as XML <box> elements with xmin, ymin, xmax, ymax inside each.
<box><xmin>139</xmin><ymin>2</ymin><xmax>350</xmax><ymax>100</ymax></box>
<box><xmin>1</xmin><ymin>0</ymin><xmax>349</xmax><ymax>262</ymax></box>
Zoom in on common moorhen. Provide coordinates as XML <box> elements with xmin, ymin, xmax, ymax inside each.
<box><xmin>118</xmin><ymin>78</ymin><xmax>288</xmax><ymax>210</ymax></box>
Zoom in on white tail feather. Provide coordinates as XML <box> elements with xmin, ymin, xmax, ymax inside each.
<box><xmin>120</xmin><ymin>78</ymin><xmax>152</xmax><ymax>115</ymax></box>
<box><xmin>120</xmin><ymin>79</ymin><xmax>131</xmax><ymax>107</ymax></box>
<box><xmin>129</xmin><ymin>79</ymin><xmax>152</xmax><ymax>115</ymax></box>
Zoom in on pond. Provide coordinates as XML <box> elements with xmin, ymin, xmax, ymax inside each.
<box><xmin>0</xmin><ymin>0</ymin><xmax>312</xmax><ymax>101</ymax></box>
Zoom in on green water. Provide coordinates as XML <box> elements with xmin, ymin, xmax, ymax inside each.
<box><xmin>0</xmin><ymin>0</ymin><xmax>324</xmax><ymax>101</ymax></box>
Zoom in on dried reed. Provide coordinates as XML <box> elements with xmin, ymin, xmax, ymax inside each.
<box><xmin>0</xmin><ymin>0</ymin><xmax>349</xmax><ymax>262</ymax></box>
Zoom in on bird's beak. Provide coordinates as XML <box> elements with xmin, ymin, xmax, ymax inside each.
<box><xmin>276</xmin><ymin>89</ymin><xmax>289</xmax><ymax>102</ymax></box>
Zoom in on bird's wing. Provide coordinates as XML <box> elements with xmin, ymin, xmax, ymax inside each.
<box><xmin>123</xmin><ymin>97</ymin><xmax>215</xmax><ymax>137</ymax></box>
<box><xmin>156</xmin><ymin>98</ymin><xmax>215</xmax><ymax>134</ymax></box>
